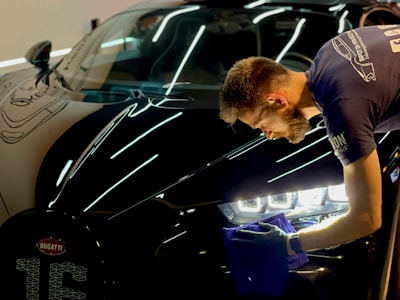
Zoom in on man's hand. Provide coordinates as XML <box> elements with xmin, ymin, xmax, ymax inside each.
<box><xmin>230</xmin><ymin>222</ymin><xmax>289</xmax><ymax>257</ymax></box>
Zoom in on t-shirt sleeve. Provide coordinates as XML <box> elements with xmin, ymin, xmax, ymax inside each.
<box><xmin>324</xmin><ymin>98</ymin><xmax>377</xmax><ymax>166</ymax></box>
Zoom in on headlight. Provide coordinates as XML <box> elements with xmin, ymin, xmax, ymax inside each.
<box><xmin>327</xmin><ymin>183</ymin><xmax>347</xmax><ymax>201</ymax></box>
<box><xmin>219</xmin><ymin>183</ymin><xmax>348</xmax><ymax>225</ymax></box>
<box><xmin>267</xmin><ymin>192</ymin><xmax>297</xmax><ymax>209</ymax></box>
<box><xmin>298</xmin><ymin>187</ymin><xmax>327</xmax><ymax>206</ymax></box>
<box><xmin>237</xmin><ymin>197</ymin><xmax>267</xmax><ymax>213</ymax></box>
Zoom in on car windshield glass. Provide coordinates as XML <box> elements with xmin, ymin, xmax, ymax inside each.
<box><xmin>55</xmin><ymin>5</ymin><xmax>350</xmax><ymax>98</ymax></box>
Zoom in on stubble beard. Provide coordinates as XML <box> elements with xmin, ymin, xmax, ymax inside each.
<box><xmin>281</xmin><ymin>107</ymin><xmax>311</xmax><ymax>144</ymax></box>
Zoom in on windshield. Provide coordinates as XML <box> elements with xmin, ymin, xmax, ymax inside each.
<box><xmin>54</xmin><ymin>5</ymin><xmax>350</xmax><ymax>100</ymax></box>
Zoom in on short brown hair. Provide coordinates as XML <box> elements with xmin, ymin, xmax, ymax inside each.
<box><xmin>219</xmin><ymin>56</ymin><xmax>289</xmax><ymax>125</ymax></box>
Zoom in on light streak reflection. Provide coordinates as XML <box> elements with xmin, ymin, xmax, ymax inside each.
<box><xmin>152</xmin><ymin>6</ymin><xmax>201</xmax><ymax>43</ymax></box>
<box><xmin>111</xmin><ymin>112</ymin><xmax>183</xmax><ymax>159</ymax></box>
<box><xmin>337</xmin><ymin>10</ymin><xmax>349</xmax><ymax>33</ymax></box>
<box><xmin>56</xmin><ymin>159</ymin><xmax>73</xmax><ymax>187</ymax></box>
<box><xmin>165</xmin><ymin>25</ymin><xmax>206</xmax><ymax>95</ymax></box>
<box><xmin>228</xmin><ymin>135</ymin><xmax>267</xmax><ymax>160</ymax></box>
<box><xmin>48</xmin><ymin>105</ymin><xmax>136</xmax><ymax>209</ymax></box>
<box><xmin>83</xmin><ymin>154</ymin><xmax>159</xmax><ymax>212</ymax></box>
<box><xmin>276</xmin><ymin>136</ymin><xmax>328</xmax><ymax>163</ymax></box>
<box><xmin>267</xmin><ymin>151</ymin><xmax>332</xmax><ymax>183</ymax></box>
<box><xmin>245</xmin><ymin>0</ymin><xmax>267</xmax><ymax>9</ymax></box>
<box><xmin>275</xmin><ymin>18</ymin><xmax>306</xmax><ymax>63</ymax></box>
<box><xmin>69</xmin><ymin>105</ymin><xmax>135</xmax><ymax>179</ymax></box>
<box><xmin>162</xmin><ymin>231</ymin><xmax>187</xmax><ymax>244</ymax></box>
<box><xmin>252</xmin><ymin>8</ymin><xmax>289</xmax><ymax>24</ymax></box>
<box><xmin>378</xmin><ymin>132</ymin><xmax>391</xmax><ymax>144</ymax></box>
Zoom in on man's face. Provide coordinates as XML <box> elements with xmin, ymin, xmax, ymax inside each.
<box><xmin>239</xmin><ymin>104</ymin><xmax>310</xmax><ymax>144</ymax></box>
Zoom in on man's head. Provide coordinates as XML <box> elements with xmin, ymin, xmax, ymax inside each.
<box><xmin>219</xmin><ymin>56</ymin><xmax>310</xmax><ymax>144</ymax></box>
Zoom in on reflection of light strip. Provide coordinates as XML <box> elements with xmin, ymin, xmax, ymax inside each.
<box><xmin>50</xmin><ymin>48</ymin><xmax>72</xmax><ymax>57</ymax></box>
<box><xmin>276</xmin><ymin>135</ymin><xmax>328</xmax><ymax>163</ymax></box>
<box><xmin>0</xmin><ymin>48</ymin><xmax>71</xmax><ymax>69</ymax></box>
<box><xmin>337</xmin><ymin>10</ymin><xmax>349</xmax><ymax>34</ymax></box>
<box><xmin>152</xmin><ymin>5</ymin><xmax>200</xmax><ymax>43</ymax></box>
<box><xmin>245</xmin><ymin>0</ymin><xmax>265</xmax><ymax>9</ymax></box>
<box><xmin>128</xmin><ymin>103</ymin><xmax>151</xmax><ymax>118</ymax></box>
<box><xmin>329</xmin><ymin>3</ymin><xmax>347</xmax><ymax>12</ymax></box>
<box><xmin>48</xmin><ymin>106</ymin><xmax>136</xmax><ymax>208</ymax></box>
<box><xmin>165</xmin><ymin>25</ymin><xmax>206</xmax><ymax>95</ymax></box>
<box><xmin>267</xmin><ymin>151</ymin><xmax>332</xmax><ymax>183</ymax></box>
<box><xmin>111</xmin><ymin>112</ymin><xmax>183</xmax><ymax>159</ymax></box>
<box><xmin>56</xmin><ymin>159</ymin><xmax>73</xmax><ymax>187</ymax></box>
<box><xmin>0</xmin><ymin>57</ymin><xmax>26</xmax><ymax>68</ymax></box>
<box><xmin>228</xmin><ymin>135</ymin><xmax>267</xmax><ymax>160</ymax></box>
<box><xmin>378</xmin><ymin>131</ymin><xmax>391</xmax><ymax>144</ymax></box>
<box><xmin>229</xmin><ymin>119</ymin><xmax>327</xmax><ymax>161</ymax></box>
<box><xmin>307</xmin><ymin>119</ymin><xmax>326</xmax><ymax>133</ymax></box>
<box><xmin>83</xmin><ymin>154</ymin><xmax>159</xmax><ymax>212</ymax></box>
<box><xmin>275</xmin><ymin>18</ymin><xmax>306</xmax><ymax>63</ymax></box>
<box><xmin>163</xmin><ymin>231</ymin><xmax>187</xmax><ymax>244</ymax></box>
<box><xmin>252</xmin><ymin>8</ymin><xmax>289</xmax><ymax>24</ymax></box>
<box><xmin>101</xmin><ymin>37</ymin><xmax>135</xmax><ymax>48</ymax></box>
<box><xmin>70</xmin><ymin>105</ymin><xmax>135</xmax><ymax>179</ymax></box>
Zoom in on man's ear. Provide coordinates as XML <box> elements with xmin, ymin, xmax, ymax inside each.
<box><xmin>265</xmin><ymin>93</ymin><xmax>288</xmax><ymax>107</ymax></box>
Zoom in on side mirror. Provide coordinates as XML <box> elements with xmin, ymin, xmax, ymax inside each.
<box><xmin>25</xmin><ymin>40</ymin><xmax>52</xmax><ymax>71</ymax></box>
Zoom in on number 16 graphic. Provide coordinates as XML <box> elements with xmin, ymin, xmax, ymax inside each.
<box><xmin>16</xmin><ymin>258</ymin><xmax>88</xmax><ymax>300</ymax></box>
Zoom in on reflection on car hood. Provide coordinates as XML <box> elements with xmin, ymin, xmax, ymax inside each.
<box><xmin>36</xmin><ymin>94</ymin><xmax>343</xmax><ymax>215</ymax></box>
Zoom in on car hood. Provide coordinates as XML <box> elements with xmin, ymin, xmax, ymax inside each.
<box><xmin>0</xmin><ymin>67</ymin><xmax>344</xmax><ymax>222</ymax></box>
<box><xmin>34</xmin><ymin>88</ymin><xmax>343</xmax><ymax>215</ymax></box>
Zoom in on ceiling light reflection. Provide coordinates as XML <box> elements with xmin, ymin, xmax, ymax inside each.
<box><xmin>275</xmin><ymin>18</ymin><xmax>306</xmax><ymax>63</ymax></box>
<box><xmin>83</xmin><ymin>154</ymin><xmax>159</xmax><ymax>212</ymax></box>
<box><xmin>70</xmin><ymin>105</ymin><xmax>135</xmax><ymax>179</ymax></box>
<box><xmin>267</xmin><ymin>151</ymin><xmax>332</xmax><ymax>183</ymax></box>
<box><xmin>329</xmin><ymin>3</ymin><xmax>347</xmax><ymax>12</ymax></box>
<box><xmin>337</xmin><ymin>10</ymin><xmax>349</xmax><ymax>33</ymax></box>
<box><xmin>276</xmin><ymin>135</ymin><xmax>328</xmax><ymax>163</ymax></box>
<box><xmin>152</xmin><ymin>6</ymin><xmax>200</xmax><ymax>43</ymax></box>
<box><xmin>252</xmin><ymin>8</ymin><xmax>289</xmax><ymax>24</ymax></box>
<box><xmin>56</xmin><ymin>159</ymin><xmax>73</xmax><ymax>187</ymax></box>
<box><xmin>378</xmin><ymin>131</ymin><xmax>391</xmax><ymax>144</ymax></box>
<box><xmin>245</xmin><ymin>0</ymin><xmax>267</xmax><ymax>9</ymax></box>
<box><xmin>0</xmin><ymin>48</ymin><xmax>71</xmax><ymax>69</ymax></box>
<box><xmin>227</xmin><ymin>134</ymin><xmax>267</xmax><ymax>160</ymax></box>
<box><xmin>101</xmin><ymin>37</ymin><xmax>135</xmax><ymax>49</ymax></box>
<box><xmin>111</xmin><ymin>112</ymin><xmax>183</xmax><ymax>159</ymax></box>
<box><xmin>165</xmin><ymin>25</ymin><xmax>206</xmax><ymax>95</ymax></box>
<box><xmin>162</xmin><ymin>230</ymin><xmax>187</xmax><ymax>244</ymax></box>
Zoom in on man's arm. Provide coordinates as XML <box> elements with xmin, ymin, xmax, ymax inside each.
<box><xmin>293</xmin><ymin>149</ymin><xmax>382</xmax><ymax>252</ymax></box>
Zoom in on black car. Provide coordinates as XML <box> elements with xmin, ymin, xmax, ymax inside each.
<box><xmin>0</xmin><ymin>0</ymin><xmax>399</xmax><ymax>299</ymax></box>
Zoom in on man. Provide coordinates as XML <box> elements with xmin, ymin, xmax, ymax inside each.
<box><xmin>219</xmin><ymin>24</ymin><xmax>400</xmax><ymax>256</ymax></box>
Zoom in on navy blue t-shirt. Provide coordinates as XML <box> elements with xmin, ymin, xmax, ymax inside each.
<box><xmin>306</xmin><ymin>25</ymin><xmax>400</xmax><ymax>166</ymax></box>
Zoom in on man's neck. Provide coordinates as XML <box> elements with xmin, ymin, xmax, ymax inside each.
<box><xmin>293</xmin><ymin>72</ymin><xmax>320</xmax><ymax>119</ymax></box>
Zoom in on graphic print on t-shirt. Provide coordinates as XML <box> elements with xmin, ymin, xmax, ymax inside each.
<box><xmin>331</xmin><ymin>31</ymin><xmax>376</xmax><ymax>82</ymax></box>
<box><xmin>380</xmin><ymin>25</ymin><xmax>400</xmax><ymax>53</ymax></box>
<box><xmin>390</xmin><ymin>39</ymin><xmax>400</xmax><ymax>53</ymax></box>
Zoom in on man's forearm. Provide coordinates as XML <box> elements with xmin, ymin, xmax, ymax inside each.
<box><xmin>295</xmin><ymin>210</ymin><xmax>379</xmax><ymax>252</ymax></box>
